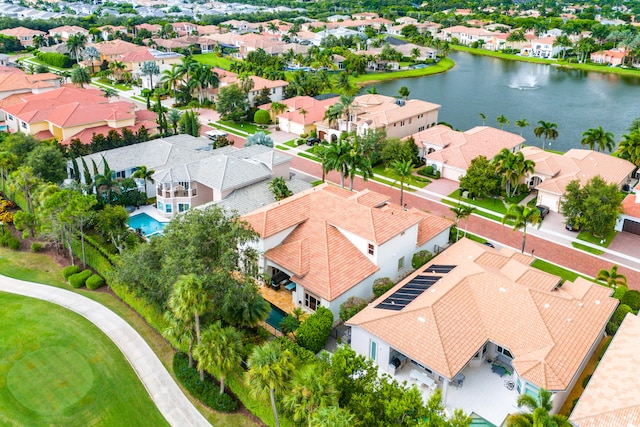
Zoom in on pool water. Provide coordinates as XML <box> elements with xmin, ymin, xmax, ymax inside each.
<box><xmin>0</xmin><ymin>125</ymin><xmax>7</xmax><ymax>131</ymax></box>
<box><xmin>265</xmin><ymin>304</ymin><xmax>287</xmax><ymax>331</ymax></box>
<box><xmin>128</xmin><ymin>213</ymin><xmax>167</xmax><ymax>237</ymax></box>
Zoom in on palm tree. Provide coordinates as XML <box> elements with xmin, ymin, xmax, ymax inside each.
<box><xmin>246</xmin><ymin>341</ymin><xmax>295</xmax><ymax>427</ymax></box>
<box><xmin>70</xmin><ymin>65</ymin><xmax>91</xmax><ymax>88</ymax></box>
<box><xmin>310</xmin><ymin>407</ymin><xmax>355</xmax><ymax>427</ymax></box>
<box><xmin>167</xmin><ymin>109</ymin><xmax>182</xmax><ymax>135</ymax></box>
<box><xmin>94</xmin><ymin>157</ymin><xmax>119</xmax><ymax>204</ymax></box>
<box><xmin>479</xmin><ymin>113</ymin><xmax>487</xmax><ymax>126</ymax></box>
<box><xmin>533</xmin><ymin>121</ymin><xmax>559</xmax><ymax>149</ymax></box>
<box><xmin>506</xmin><ymin>388</ymin><xmax>571</xmax><ymax>427</ymax></box>
<box><xmin>450</xmin><ymin>204</ymin><xmax>476</xmax><ymax>240</ymax></box>
<box><xmin>101</xmin><ymin>87</ymin><xmax>118</xmax><ymax>99</ymax></box>
<box><xmin>132</xmin><ymin>165</ymin><xmax>155</xmax><ymax>197</ymax></box>
<box><xmin>553</xmin><ymin>34</ymin><xmax>573</xmax><ymax>59</ymax></box>
<box><xmin>82</xmin><ymin>46</ymin><xmax>101</xmax><ymax>74</ymax></box>
<box><xmin>335</xmin><ymin>72</ymin><xmax>356</xmax><ymax>96</ymax></box>
<box><xmin>163</xmin><ymin>310</ymin><xmax>196</xmax><ymax>367</ymax></box>
<box><xmin>388</xmin><ymin>159</ymin><xmax>413</xmax><ymax>206</ymax></box>
<box><xmin>515</xmin><ymin>118</ymin><xmax>529</xmax><ymax>136</ymax></box>
<box><xmin>322</xmin><ymin>140</ymin><xmax>350</xmax><ymax>188</ymax></box>
<box><xmin>140</xmin><ymin>61</ymin><xmax>160</xmax><ymax>89</ymax></box>
<box><xmin>494</xmin><ymin>149</ymin><xmax>535</xmax><ymax>197</ymax></box>
<box><xmin>581</xmin><ymin>126</ymin><xmax>615</xmax><ymax>152</ymax></box>
<box><xmin>596</xmin><ymin>265</ymin><xmax>627</xmax><ymax>288</ymax></box>
<box><xmin>282</xmin><ymin>363</ymin><xmax>338</xmax><ymax>425</ymax></box>
<box><xmin>67</xmin><ymin>33</ymin><xmax>87</xmax><ymax>63</ymax></box>
<box><xmin>168</xmin><ymin>274</ymin><xmax>211</xmax><ymax>380</ymax></box>
<box><xmin>109</xmin><ymin>60</ymin><xmax>125</xmax><ymax>83</ymax></box>
<box><xmin>160</xmin><ymin>64</ymin><xmax>183</xmax><ymax>99</ymax></box>
<box><xmin>187</xmin><ymin>63</ymin><xmax>219</xmax><ymax>104</ymax></box>
<box><xmin>194</xmin><ymin>321</ymin><xmax>243</xmax><ymax>393</ymax></box>
<box><xmin>617</xmin><ymin>130</ymin><xmax>640</xmax><ymax>166</ymax></box>
<box><xmin>496</xmin><ymin>114</ymin><xmax>510</xmax><ymax>129</ymax></box>
<box><xmin>502</xmin><ymin>204</ymin><xmax>542</xmax><ymax>253</ymax></box>
<box><xmin>398</xmin><ymin>86</ymin><xmax>410</xmax><ymax>100</ymax></box>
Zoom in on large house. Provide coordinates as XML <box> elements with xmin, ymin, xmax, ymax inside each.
<box><xmin>73</xmin><ymin>135</ymin><xmax>305</xmax><ymax>217</ymax></box>
<box><xmin>242</xmin><ymin>184</ymin><xmax>453</xmax><ymax>318</ymax></box>
<box><xmin>569</xmin><ymin>313</ymin><xmax>640</xmax><ymax>427</ymax></box>
<box><xmin>522</xmin><ymin>147</ymin><xmax>636</xmax><ymax>212</ymax></box>
<box><xmin>414</xmin><ymin>125</ymin><xmax>525</xmax><ymax>181</ymax></box>
<box><xmin>616</xmin><ymin>182</ymin><xmax>640</xmax><ymax>235</ymax></box>
<box><xmin>260</xmin><ymin>95</ymin><xmax>338</xmax><ymax>136</ymax></box>
<box><xmin>316</xmin><ymin>94</ymin><xmax>440</xmax><ymax>142</ymax></box>
<box><xmin>0</xmin><ymin>86</ymin><xmax>156</xmax><ymax>143</ymax></box>
<box><xmin>0</xmin><ymin>66</ymin><xmax>60</xmax><ymax>120</ymax></box>
<box><xmin>209</xmin><ymin>68</ymin><xmax>288</xmax><ymax>107</ymax></box>
<box><xmin>347</xmin><ymin>238</ymin><xmax>618</xmax><ymax>426</ymax></box>
<box><xmin>0</xmin><ymin>26</ymin><xmax>45</xmax><ymax>47</ymax></box>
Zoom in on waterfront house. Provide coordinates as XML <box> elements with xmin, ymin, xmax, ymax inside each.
<box><xmin>616</xmin><ymin>182</ymin><xmax>640</xmax><ymax>235</ymax></box>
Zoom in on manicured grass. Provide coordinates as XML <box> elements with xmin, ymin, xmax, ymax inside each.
<box><xmin>531</xmin><ymin>258</ymin><xmax>586</xmax><ymax>283</ymax></box>
<box><xmin>451</xmin><ymin>45</ymin><xmax>640</xmax><ymax>78</ymax></box>
<box><xmin>571</xmin><ymin>229</ymin><xmax>616</xmax><ymax>255</ymax></box>
<box><xmin>298</xmin><ymin>152</ymin><xmax>321</xmax><ymax>162</ymax></box>
<box><xmin>0</xmin><ymin>248</ymin><xmax>258</xmax><ymax>427</ymax></box>
<box><xmin>95</xmin><ymin>78</ymin><xmax>132</xmax><ymax>91</ymax></box>
<box><xmin>372</xmin><ymin>164</ymin><xmax>429</xmax><ymax>189</ymax></box>
<box><xmin>276</xmin><ymin>145</ymin><xmax>290</xmax><ymax>150</ymax></box>
<box><xmin>193</xmin><ymin>53</ymin><xmax>237</xmax><ymax>70</ymax></box>
<box><xmin>0</xmin><ymin>292</ymin><xmax>169</xmax><ymax>426</ymax></box>
<box><xmin>352</xmin><ymin>57</ymin><xmax>455</xmax><ymax>84</ymax></box>
<box><xmin>283</xmin><ymin>139</ymin><xmax>299</xmax><ymax>148</ymax></box>
<box><xmin>22</xmin><ymin>56</ymin><xmax>70</xmax><ymax>71</ymax></box>
<box><xmin>446</xmin><ymin>190</ymin><xmax>509</xmax><ymax>214</ymax></box>
<box><xmin>219</xmin><ymin>120</ymin><xmax>269</xmax><ymax>135</ymax></box>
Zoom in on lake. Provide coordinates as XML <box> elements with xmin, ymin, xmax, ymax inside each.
<box><xmin>372</xmin><ymin>51</ymin><xmax>640</xmax><ymax>153</ymax></box>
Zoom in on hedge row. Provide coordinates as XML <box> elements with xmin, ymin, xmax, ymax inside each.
<box><xmin>35</xmin><ymin>51</ymin><xmax>73</xmax><ymax>68</ymax></box>
<box><xmin>173</xmin><ymin>353</ymin><xmax>237</xmax><ymax>412</ymax></box>
<box><xmin>69</xmin><ymin>270</ymin><xmax>92</xmax><ymax>288</ymax></box>
<box><xmin>72</xmin><ymin>239</ymin><xmax>114</xmax><ymax>279</ymax></box>
<box><xmin>83</xmin><ymin>234</ymin><xmax>119</xmax><ymax>265</ymax></box>
<box><xmin>86</xmin><ymin>274</ymin><xmax>105</xmax><ymax>290</ymax></box>
<box><xmin>295</xmin><ymin>306</ymin><xmax>334</xmax><ymax>354</ymax></box>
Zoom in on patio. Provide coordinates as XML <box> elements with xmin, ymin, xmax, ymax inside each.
<box><xmin>259</xmin><ymin>284</ymin><xmax>295</xmax><ymax>314</ymax></box>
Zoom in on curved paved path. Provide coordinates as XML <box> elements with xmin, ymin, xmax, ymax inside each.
<box><xmin>0</xmin><ymin>275</ymin><xmax>211</xmax><ymax>427</ymax></box>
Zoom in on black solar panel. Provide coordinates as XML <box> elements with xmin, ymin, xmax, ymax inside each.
<box><xmin>375</xmin><ymin>276</ymin><xmax>439</xmax><ymax>310</ymax></box>
<box><xmin>423</xmin><ymin>264</ymin><xmax>457</xmax><ymax>274</ymax></box>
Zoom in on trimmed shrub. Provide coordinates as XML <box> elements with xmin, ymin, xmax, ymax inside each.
<box><xmin>373</xmin><ymin>277</ymin><xmax>394</xmax><ymax>298</ymax></box>
<box><xmin>86</xmin><ymin>274</ymin><xmax>105</xmax><ymax>290</ymax></box>
<box><xmin>339</xmin><ymin>296</ymin><xmax>367</xmax><ymax>321</ymax></box>
<box><xmin>173</xmin><ymin>352</ymin><xmax>238</xmax><ymax>412</ymax></box>
<box><xmin>412</xmin><ymin>250</ymin><xmax>434</xmax><ymax>269</ymax></box>
<box><xmin>612</xmin><ymin>285</ymin><xmax>628</xmax><ymax>300</ymax></box>
<box><xmin>62</xmin><ymin>265</ymin><xmax>80</xmax><ymax>279</ymax></box>
<box><xmin>276</xmin><ymin>337</ymin><xmax>316</xmax><ymax>365</ymax></box>
<box><xmin>6</xmin><ymin>236</ymin><xmax>20</xmax><ymax>250</ymax></box>
<box><xmin>31</xmin><ymin>242</ymin><xmax>43</xmax><ymax>252</ymax></box>
<box><xmin>606</xmin><ymin>321</ymin><xmax>619</xmax><ymax>336</ymax></box>
<box><xmin>295</xmin><ymin>306</ymin><xmax>334</xmax><ymax>354</ymax></box>
<box><xmin>253</xmin><ymin>109</ymin><xmax>271</xmax><ymax>126</ymax></box>
<box><xmin>612</xmin><ymin>304</ymin><xmax>632</xmax><ymax>324</ymax></box>
<box><xmin>35</xmin><ymin>51</ymin><xmax>73</xmax><ymax>68</ymax></box>
<box><xmin>621</xmin><ymin>290</ymin><xmax>640</xmax><ymax>311</ymax></box>
<box><xmin>68</xmin><ymin>270</ymin><xmax>92</xmax><ymax>288</ymax></box>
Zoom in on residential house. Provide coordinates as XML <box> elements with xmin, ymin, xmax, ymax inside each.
<box><xmin>352</xmin><ymin>12</ymin><xmax>380</xmax><ymax>20</ymax></box>
<box><xmin>521</xmin><ymin>37</ymin><xmax>560</xmax><ymax>58</ymax></box>
<box><xmin>311</xmin><ymin>28</ymin><xmax>365</xmax><ymax>47</ymax></box>
<box><xmin>347</xmin><ymin>238</ymin><xmax>618</xmax><ymax>426</ymax></box>
<box><xmin>0</xmin><ymin>66</ymin><xmax>60</xmax><ymax>120</ymax></box>
<box><xmin>171</xmin><ymin>22</ymin><xmax>199</xmax><ymax>36</ymax></box>
<box><xmin>590</xmin><ymin>48</ymin><xmax>627</xmax><ymax>66</ymax></box>
<box><xmin>209</xmin><ymin>68</ymin><xmax>288</xmax><ymax>107</ymax></box>
<box><xmin>89</xmin><ymin>40</ymin><xmax>143</xmax><ymax>62</ymax></box>
<box><xmin>616</xmin><ymin>182</ymin><xmax>640</xmax><ymax>235</ymax></box>
<box><xmin>120</xmin><ymin>48</ymin><xmax>183</xmax><ymax>88</ymax></box>
<box><xmin>415</xmin><ymin>125</ymin><xmax>525</xmax><ymax>181</ymax></box>
<box><xmin>135</xmin><ymin>23</ymin><xmax>162</xmax><ymax>36</ymax></box>
<box><xmin>327</xmin><ymin>14</ymin><xmax>350</xmax><ymax>22</ymax></box>
<box><xmin>242</xmin><ymin>184</ymin><xmax>453</xmax><ymax>318</ymax></box>
<box><xmin>569</xmin><ymin>313</ymin><xmax>640</xmax><ymax>427</ymax></box>
<box><xmin>1</xmin><ymin>86</ymin><xmax>156</xmax><ymax>143</ymax></box>
<box><xmin>48</xmin><ymin>26</ymin><xmax>90</xmax><ymax>42</ymax></box>
<box><xmin>95</xmin><ymin>25</ymin><xmax>127</xmax><ymax>42</ymax></box>
<box><xmin>437</xmin><ymin>25</ymin><xmax>497</xmax><ymax>46</ymax></box>
<box><xmin>260</xmin><ymin>95</ymin><xmax>338</xmax><ymax>135</ymax></box>
<box><xmin>316</xmin><ymin>94</ymin><xmax>440</xmax><ymax>142</ymax></box>
<box><xmin>0</xmin><ymin>26</ymin><xmax>45</xmax><ymax>47</ymax></box>
<box><xmin>521</xmin><ymin>146</ymin><xmax>636</xmax><ymax>212</ymax></box>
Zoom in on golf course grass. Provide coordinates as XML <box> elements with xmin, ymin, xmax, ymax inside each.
<box><xmin>0</xmin><ymin>292</ymin><xmax>170</xmax><ymax>427</ymax></box>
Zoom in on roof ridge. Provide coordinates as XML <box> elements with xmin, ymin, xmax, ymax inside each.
<box><xmin>322</xmin><ymin>221</ymin><xmax>334</xmax><ymax>300</ymax></box>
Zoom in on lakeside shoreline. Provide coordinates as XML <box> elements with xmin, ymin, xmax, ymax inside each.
<box><xmin>353</xmin><ymin>57</ymin><xmax>456</xmax><ymax>87</ymax></box>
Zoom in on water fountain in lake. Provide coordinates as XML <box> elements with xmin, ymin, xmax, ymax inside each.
<box><xmin>508</xmin><ymin>74</ymin><xmax>541</xmax><ymax>90</ymax></box>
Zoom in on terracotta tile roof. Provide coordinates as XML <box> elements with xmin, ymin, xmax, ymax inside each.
<box><xmin>0</xmin><ymin>68</ymin><xmax>59</xmax><ymax>93</ymax></box>
<box><xmin>353</xmin><ymin>94</ymin><xmax>440</xmax><ymax>129</ymax></box>
<box><xmin>622</xmin><ymin>193</ymin><xmax>640</xmax><ymax>218</ymax></box>
<box><xmin>569</xmin><ymin>314</ymin><xmax>640</xmax><ymax>427</ymax></box>
<box><xmin>523</xmin><ymin>147</ymin><xmax>636</xmax><ymax>195</ymax></box>
<box><xmin>59</xmin><ymin>120</ymin><xmax>158</xmax><ymax>146</ymax></box>
<box><xmin>90</xmin><ymin>40</ymin><xmax>141</xmax><ymax>56</ymax></box>
<box><xmin>0</xmin><ymin>26</ymin><xmax>45</xmax><ymax>37</ymax></box>
<box><xmin>421</xmin><ymin>126</ymin><xmax>524</xmax><ymax>169</ymax></box>
<box><xmin>260</xmin><ymin>96</ymin><xmax>337</xmax><ymax>122</ymax></box>
<box><xmin>120</xmin><ymin>48</ymin><xmax>155</xmax><ymax>62</ymax></box>
<box><xmin>348</xmin><ymin>238</ymin><xmax>617</xmax><ymax>388</ymax></box>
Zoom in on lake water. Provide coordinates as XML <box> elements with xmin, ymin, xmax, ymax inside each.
<box><xmin>372</xmin><ymin>51</ymin><xmax>640</xmax><ymax>153</ymax></box>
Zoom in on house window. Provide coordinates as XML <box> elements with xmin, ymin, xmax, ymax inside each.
<box><xmin>304</xmin><ymin>292</ymin><xmax>320</xmax><ymax>311</ymax></box>
<box><xmin>177</xmin><ymin>181</ymin><xmax>190</xmax><ymax>190</ymax></box>
<box><xmin>408</xmin><ymin>118</ymin><xmax>412</xmax><ymax>124</ymax></box>
<box><xmin>418</xmin><ymin>126</ymin><xmax>425</xmax><ymax>132</ymax></box>
<box><xmin>398</xmin><ymin>256</ymin><xmax>405</xmax><ymax>271</ymax></box>
<box><xmin>496</xmin><ymin>345</ymin><xmax>513</xmax><ymax>359</ymax></box>
<box><xmin>157</xmin><ymin>201</ymin><xmax>164</xmax><ymax>211</ymax></box>
<box><xmin>400</xmin><ymin>120</ymin><xmax>405</xmax><ymax>126</ymax></box>
<box><xmin>21</xmin><ymin>121</ymin><xmax>26</xmax><ymax>129</ymax></box>
<box><xmin>271</xmin><ymin>88</ymin><xmax>276</xmax><ymax>94</ymax></box>
<box><xmin>115</xmin><ymin>171</ymin><xmax>126</xmax><ymax>179</ymax></box>
<box><xmin>178</xmin><ymin>203</ymin><xmax>190</xmax><ymax>212</ymax></box>
<box><xmin>367</xmin><ymin>243</ymin><xmax>374</xmax><ymax>256</ymax></box>
<box><xmin>166</xmin><ymin>204</ymin><xmax>172</xmax><ymax>213</ymax></box>
<box><xmin>7</xmin><ymin>115</ymin><xmax>13</xmax><ymax>121</ymax></box>
<box><xmin>370</xmin><ymin>340</ymin><xmax>378</xmax><ymax>362</ymax></box>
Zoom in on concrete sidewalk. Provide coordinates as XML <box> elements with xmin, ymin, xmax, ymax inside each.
<box><xmin>0</xmin><ymin>275</ymin><xmax>211</xmax><ymax>427</ymax></box>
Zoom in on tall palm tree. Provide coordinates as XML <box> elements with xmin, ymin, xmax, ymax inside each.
<box><xmin>194</xmin><ymin>321</ymin><xmax>243</xmax><ymax>394</ymax></box>
<box><xmin>168</xmin><ymin>274</ymin><xmax>211</xmax><ymax>380</ymax></box>
<box><xmin>67</xmin><ymin>33</ymin><xmax>87</xmax><ymax>63</ymax></box>
<box><xmin>450</xmin><ymin>204</ymin><xmax>476</xmax><ymax>240</ymax></box>
<box><xmin>187</xmin><ymin>63</ymin><xmax>219</xmax><ymax>104</ymax></box>
<box><xmin>160</xmin><ymin>64</ymin><xmax>183</xmax><ymax>98</ymax></box>
<box><xmin>335</xmin><ymin>72</ymin><xmax>356</xmax><ymax>96</ymax></box>
<box><xmin>479</xmin><ymin>113</ymin><xmax>487</xmax><ymax>126</ymax></box>
<box><xmin>94</xmin><ymin>157</ymin><xmax>119</xmax><ymax>204</ymax></box>
<box><xmin>581</xmin><ymin>126</ymin><xmax>615</xmax><ymax>152</ymax></box>
<box><xmin>506</xmin><ymin>388</ymin><xmax>571</xmax><ymax>427</ymax></box>
<box><xmin>132</xmin><ymin>165</ymin><xmax>155</xmax><ymax>197</ymax></box>
<box><xmin>310</xmin><ymin>407</ymin><xmax>355</xmax><ymax>427</ymax></box>
<box><xmin>502</xmin><ymin>204</ymin><xmax>542</xmax><ymax>253</ymax></box>
<box><xmin>617</xmin><ymin>130</ymin><xmax>640</xmax><ymax>166</ymax></box>
<box><xmin>282</xmin><ymin>363</ymin><xmax>338</xmax><ymax>425</ymax></box>
<box><xmin>496</xmin><ymin>114</ymin><xmax>510</xmax><ymax>129</ymax></box>
<box><xmin>596</xmin><ymin>265</ymin><xmax>627</xmax><ymax>288</ymax></box>
<box><xmin>398</xmin><ymin>86</ymin><xmax>410</xmax><ymax>100</ymax></box>
<box><xmin>388</xmin><ymin>159</ymin><xmax>413</xmax><ymax>206</ymax></box>
<box><xmin>109</xmin><ymin>60</ymin><xmax>125</xmax><ymax>83</ymax></box>
<box><xmin>246</xmin><ymin>341</ymin><xmax>295</xmax><ymax>427</ymax></box>
<box><xmin>323</xmin><ymin>140</ymin><xmax>351</xmax><ymax>188</ymax></box>
<box><xmin>163</xmin><ymin>310</ymin><xmax>196</xmax><ymax>368</ymax></box>
<box><xmin>533</xmin><ymin>121</ymin><xmax>559</xmax><ymax>149</ymax></box>
<box><xmin>167</xmin><ymin>109</ymin><xmax>182</xmax><ymax>135</ymax></box>
<box><xmin>515</xmin><ymin>118</ymin><xmax>529</xmax><ymax>136</ymax></box>
<box><xmin>70</xmin><ymin>65</ymin><xmax>91</xmax><ymax>88</ymax></box>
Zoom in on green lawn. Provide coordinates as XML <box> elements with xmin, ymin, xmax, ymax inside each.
<box><xmin>352</xmin><ymin>58</ymin><xmax>455</xmax><ymax>84</ymax></box>
<box><xmin>219</xmin><ymin>120</ymin><xmax>269</xmax><ymax>135</ymax></box>
<box><xmin>531</xmin><ymin>259</ymin><xmax>594</xmax><ymax>283</ymax></box>
<box><xmin>193</xmin><ymin>53</ymin><xmax>237</xmax><ymax>70</ymax></box>
<box><xmin>571</xmin><ymin>229</ymin><xmax>616</xmax><ymax>255</ymax></box>
<box><xmin>22</xmin><ymin>56</ymin><xmax>70</xmax><ymax>71</ymax></box>
<box><xmin>372</xmin><ymin>164</ymin><xmax>429</xmax><ymax>189</ymax></box>
<box><xmin>0</xmin><ymin>292</ymin><xmax>170</xmax><ymax>426</ymax></box>
<box><xmin>95</xmin><ymin>78</ymin><xmax>132</xmax><ymax>91</ymax></box>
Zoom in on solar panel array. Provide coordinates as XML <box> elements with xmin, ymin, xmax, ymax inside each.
<box><xmin>375</xmin><ymin>276</ymin><xmax>440</xmax><ymax>311</ymax></box>
<box><xmin>423</xmin><ymin>264</ymin><xmax>457</xmax><ymax>274</ymax></box>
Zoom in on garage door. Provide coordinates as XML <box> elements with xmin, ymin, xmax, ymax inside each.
<box><xmin>622</xmin><ymin>219</ymin><xmax>640</xmax><ymax>235</ymax></box>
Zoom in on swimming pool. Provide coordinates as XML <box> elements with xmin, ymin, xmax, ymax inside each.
<box><xmin>0</xmin><ymin>125</ymin><xmax>7</xmax><ymax>132</ymax></box>
<box><xmin>128</xmin><ymin>213</ymin><xmax>167</xmax><ymax>237</ymax></box>
<box><xmin>265</xmin><ymin>303</ymin><xmax>287</xmax><ymax>331</ymax></box>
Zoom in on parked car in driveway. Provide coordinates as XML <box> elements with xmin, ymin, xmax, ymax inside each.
<box><xmin>565</xmin><ymin>221</ymin><xmax>580</xmax><ymax>231</ymax></box>
<box><xmin>536</xmin><ymin>205</ymin><xmax>550</xmax><ymax>219</ymax></box>
<box><xmin>306</xmin><ymin>137</ymin><xmax>321</xmax><ymax>146</ymax></box>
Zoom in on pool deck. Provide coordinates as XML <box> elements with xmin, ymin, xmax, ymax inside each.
<box><xmin>259</xmin><ymin>285</ymin><xmax>295</xmax><ymax>314</ymax></box>
<box><xmin>132</xmin><ymin>205</ymin><xmax>170</xmax><ymax>223</ymax></box>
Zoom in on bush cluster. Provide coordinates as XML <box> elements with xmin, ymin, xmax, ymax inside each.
<box><xmin>62</xmin><ymin>265</ymin><xmax>80</xmax><ymax>279</ymax></box>
<box><xmin>417</xmin><ymin>166</ymin><xmax>440</xmax><ymax>179</ymax></box>
<box><xmin>30</xmin><ymin>242</ymin><xmax>43</xmax><ymax>252</ymax></box>
<box><xmin>372</xmin><ymin>277</ymin><xmax>394</xmax><ymax>298</ymax></box>
<box><xmin>69</xmin><ymin>269</ymin><xmax>92</xmax><ymax>288</ymax></box>
<box><xmin>412</xmin><ymin>250</ymin><xmax>434</xmax><ymax>269</ymax></box>
<box><xmin>621</xmin><ymin>290</ymin><xmax>640</xmax><ymax>311</ymax></box>
<box><xmin>173</xmin><ymin>352</ymin><xmax>238</xmax><ymax>412</ymax></box>
<box><xmin>35</xmin><ymin>51</ymin><xmax>73</xmax><ymax>68</ymax></box>
<box><xmin>0</xmin><ymin>233</ymin><xmax>20</xmax><ymax>250</ymax></box>
<box><xmin>339</xmin><ymin>296</ymin><xmax>367</xmax><ymax>321</ymax></box>
<box><xmin>276</xmin><ymin>337</ymin><xmax>316</xmax><ymax>365</ymax></box>
<box><xmin>86</xmin><ymin>274</ymin><xmax>105</xmax><ymax>290</ymax></box>
<box><xmin>295</xmin><ymin>306</ymin><xmax>334</xmax><ymax>354</ymax></box>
